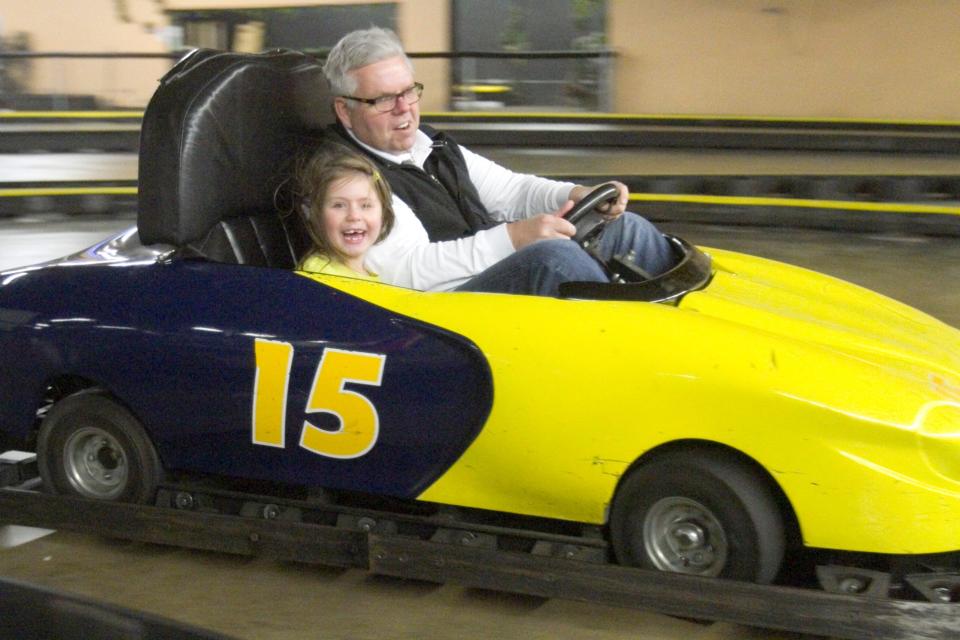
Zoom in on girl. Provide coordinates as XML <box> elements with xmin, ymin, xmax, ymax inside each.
<box><xmin>294</xmin><ymin>144</ymin><xmax>395</xmax><ymax>279</ymax></box>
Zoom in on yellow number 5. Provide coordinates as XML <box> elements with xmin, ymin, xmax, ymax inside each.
<box><xmin>301</xmin><ymin>348</ymin><xmax>385</xmax><ymax>459</ymax></box>
<box><xmin>252</xmin><ymin>340</ymin><xmax>386</xmax><ymax>459</ymax></box>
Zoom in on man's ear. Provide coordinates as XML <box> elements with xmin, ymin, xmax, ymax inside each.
<box><xmin>333</xmin><ymin>98</ymin><xmax>352</xmax><ymax>129</ymax></box>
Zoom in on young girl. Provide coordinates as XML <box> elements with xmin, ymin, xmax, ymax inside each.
<box><xmin>293</xmin><ymin>144</ymin><xmax>395</xmax><ymax>279</ymax></box>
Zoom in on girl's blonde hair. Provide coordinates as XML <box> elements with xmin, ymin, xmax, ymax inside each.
<box><xmin>292</xmin><ymin>143</ymin><xmax>395</xmax><ymax>264</ymax></box>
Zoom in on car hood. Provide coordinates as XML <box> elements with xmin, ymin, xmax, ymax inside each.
<box><xmin>680</xmin><ymin>247</ymin><xmax>960</xmax><ymax>381</ymax></box>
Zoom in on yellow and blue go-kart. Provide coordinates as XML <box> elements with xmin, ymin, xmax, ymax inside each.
<box><xmin>1</xmin><ymin>49</ymin><xmax>959</xmax><ymax>595</ymax></box>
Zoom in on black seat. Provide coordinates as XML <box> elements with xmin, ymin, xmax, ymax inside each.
<box><xmin>137</xmin><ymin>48</ymin><xmax>335</xmax><ymax>268</ymax></box>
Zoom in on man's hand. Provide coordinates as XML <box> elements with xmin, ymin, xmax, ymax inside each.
<box><xmin>506</xmin><ymin>201</ymin><xmax>576</xmax><ymax>249</ymax></box>
<box><xmin>569</xmin><ymin>181</ymin><xmax>629</xmax><ymax>218</ymax></box>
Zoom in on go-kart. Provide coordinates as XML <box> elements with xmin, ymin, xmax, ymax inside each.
<box><xmin>1</xmin><ymin>49</ymin><xmax>959</xmax><ymax>598</ymax></box>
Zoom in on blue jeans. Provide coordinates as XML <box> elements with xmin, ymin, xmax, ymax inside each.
<box><xmin>455</xmin><ymin>213</ymin><xmax>674</xmax><ymax>297</ymax></box>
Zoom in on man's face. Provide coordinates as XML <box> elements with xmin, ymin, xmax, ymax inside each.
<box><xmin>334</xmin><ymin>55</ymin><xmax>420</xmax><ymax>154</ymax></box>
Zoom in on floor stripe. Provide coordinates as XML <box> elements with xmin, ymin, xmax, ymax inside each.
<box><xmin>0</xmin><ymin>187</ymin><xmax>138</xmax><ymax>197</ymax></box>
<box><xmin>2</xmin><ymin>111</ymin><xmax>959</xmax><ymax>128</ymax></box>
<box><xmin>0</xmin><ymin>111</ymin><xmax>143</xmax><ymax>119</ymax></box>
<box><xmin>630</xmin><ymin>193</ymin><xmax>960</xmax><ymax>217</ymax></box>
<box><xmin>0</xmin><ymin>187</ymin><xmax>957</xmax><ymax>218</ymax></box>
<box><xmin>424</xmin><ymin>112</ymin><xmax>960</xmax><ymax>127</ymax></box>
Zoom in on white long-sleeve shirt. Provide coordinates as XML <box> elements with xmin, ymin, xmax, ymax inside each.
<box><xmin>359</xmin><ymin>129</ymin><xmax>576</xmax><ymax>291</ymax></box>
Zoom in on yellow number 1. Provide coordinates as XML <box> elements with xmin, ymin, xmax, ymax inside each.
<box><xmin>252</xmin><ymin>339</ymin><xmax>293</xmax><ymax>448</ymax></box>
<box><xmin>252</xmin><ymin>341</ymin><xmax>386</xmax><ymax>459</ymax></box>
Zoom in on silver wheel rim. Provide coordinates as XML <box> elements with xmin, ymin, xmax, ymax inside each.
<box><xmin>63</xmin><ymin>427</ymin><xmax>128</xmax><ymax>499</ymax></box>
<box><xmin>643</xmin><ymin>496</ymin><xmax>728</xmax><ymax>576</ymax></box>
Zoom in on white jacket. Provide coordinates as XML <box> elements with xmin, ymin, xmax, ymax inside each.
<box><xmin>361</xmin><ymin>130</ymin><xmax>576</xmax><ymax>291</ymax></box>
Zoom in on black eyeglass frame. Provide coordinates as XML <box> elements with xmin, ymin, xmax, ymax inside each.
<box><xmin>340</xmin><ymin>82</ymin><xmax>424</xmax><ymax>112</ymax></box>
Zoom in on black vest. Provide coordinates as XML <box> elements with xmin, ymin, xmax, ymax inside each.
<box><xmin>326</xmin><ymin>123</ymin><xmax>496</xmax><ymax>241</ymax></box>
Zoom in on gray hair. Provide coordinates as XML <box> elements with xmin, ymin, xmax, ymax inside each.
<box><xmin>323</xmin><ymin>27</ymin><xmax>415</xmax><ymax>97</ymax></box>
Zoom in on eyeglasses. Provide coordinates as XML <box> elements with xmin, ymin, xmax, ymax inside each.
<box><xmin>342</xmin><ymin>82</ymin><xmax>423</xmax><ymax>113</ymax></box>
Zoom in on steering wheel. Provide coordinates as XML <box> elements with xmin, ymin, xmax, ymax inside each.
<box><xmin>565</xmin><ymin>182</ymin><xmax>620</xmax><ymax>246</ymax></box>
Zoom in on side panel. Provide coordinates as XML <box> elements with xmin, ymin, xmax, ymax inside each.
<box><xmin>0</xmin><ymin>261</ymin><xmax>492</xmax><ymax>498</ymax></box>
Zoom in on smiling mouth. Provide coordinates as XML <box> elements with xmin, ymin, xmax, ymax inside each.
<box><xmin>341</xmin><ymin>229</ymin><xmax>368</xmax><ymax>244</ymax></box>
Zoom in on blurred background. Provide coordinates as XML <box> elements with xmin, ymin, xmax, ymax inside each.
<box><xmin>2</xmin><ymin>0</ymin><xmax>959</xmax><ymax>305</ymax></box>
<box><xmin>3</xmin><ymin>0</ymin><xmax>960</xmax><ymax>217</ymax></box>
<box><xmin>0</xmin><ymin>0</ymin><xmax>958</xmax><ymax>306</ymax></box>
<box><xmin>3</xmin><ymin>0</ymin><xmax>960</xmax><ymax>116</ymax></box>
<box><xmin>1</xmin><ymin>3</ymin><xmax>959</xmax><ymax>640</ymax></box>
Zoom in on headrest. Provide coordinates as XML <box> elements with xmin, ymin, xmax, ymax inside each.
<box><xmin>137</xmin><ymin>48</ymin><xmax>334</xmax><ymax>246</ymax></box>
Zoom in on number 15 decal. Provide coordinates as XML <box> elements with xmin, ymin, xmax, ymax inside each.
<box><xmin>252</xmin><ymin>339</ymin><xmax>387</xmax><ymax>459</ymax></box>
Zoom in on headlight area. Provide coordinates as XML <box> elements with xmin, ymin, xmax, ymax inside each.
<box><xmin>917</xmin><ymin>401</ymin><xmax>960</xmax><ymax>481</ymax></box>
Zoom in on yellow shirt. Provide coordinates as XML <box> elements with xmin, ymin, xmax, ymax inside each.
<box><xmin>300</xmin><ymin>254</ymin><xmax>380</xmax><ymax>281</ymax></box>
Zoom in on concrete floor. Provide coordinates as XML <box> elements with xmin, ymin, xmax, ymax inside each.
<box><xmin>1</xmin><ymin>216</ymin><xmax>958</xmax><ymax>639</ymax></box>
<box><xmin>1</xmin><ymin>529</ymin><xmax>801</xmax><ymax>640</ymax></box>
<box><xmin>665</xmin><ymin>222</ymin><xmax>960</xmax><ymax>329</ymax></box>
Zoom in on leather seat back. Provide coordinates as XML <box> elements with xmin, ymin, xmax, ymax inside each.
<box><xmin>137</xmin><ymin>48</ymin><xmax>335</xmax><ymax>268</ymax></box>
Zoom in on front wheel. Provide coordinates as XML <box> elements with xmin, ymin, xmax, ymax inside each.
<box><xmin>609</xmin><ymin>449</ymin><xmax>786</xmax><ymax>583</ymax></box>
<box><xmin>37</xmin><ymin>391</ymin><xmax>162</xmax><ymax>503</ymax></box>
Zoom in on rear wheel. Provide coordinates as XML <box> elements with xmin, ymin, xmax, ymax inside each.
<box><xmin>610</xmin><ymin>449</ymin><xmax>786</xmax><ymax>583</ymax></box>
<box><xmin>37</xmin><ymin>391</ymin><xmax>162</xmax><ymax>503</ymax></box>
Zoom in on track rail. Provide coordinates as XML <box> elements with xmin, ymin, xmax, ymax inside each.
<box><xmin>5</xmin><ymin>112</ymin><xmax>960</xmax><ymax>153</ymax></box>
<box><xmin>0</xmin><ymin>483</ymin><xmax>956</xmax><ymax>640</ymax></box>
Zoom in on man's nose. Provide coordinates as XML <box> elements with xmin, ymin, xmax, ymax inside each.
<box><xmin>392</xmin><ymin>94</ymin><xmax>411</xmax><ymax>114</ymax></box>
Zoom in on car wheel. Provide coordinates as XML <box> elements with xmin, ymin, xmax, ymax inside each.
<box><xmin>37</xmin><ymin>391</ymin><xmax>162</xmax><ymax>503</ymax></box>
<box><xmin>609</xmin><ymin>449</ymin><xmax>785</xmax><ymax>583</ymax></box>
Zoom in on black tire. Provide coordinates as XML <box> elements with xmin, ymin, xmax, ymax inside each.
<box><xmin>609</xmin><ymin>449</ymin><xmax>786</xmax><ymax>583</ymax></box>
<box><xmin>37</xmin><ymin>391</ymin><xmax>162</xmax><ymax>503</ymax></box>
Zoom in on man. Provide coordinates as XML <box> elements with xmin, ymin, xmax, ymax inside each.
<box><xmin>322</xmin><ymin>27</ymin><xmax>675</xmax><ymax>296</ymax></box>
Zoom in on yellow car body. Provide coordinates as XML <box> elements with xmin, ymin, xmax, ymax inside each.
<box><xmin>305</xmin><ymin>246</ymin><xmax>960</xmax><ymax>557</ymax></box>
